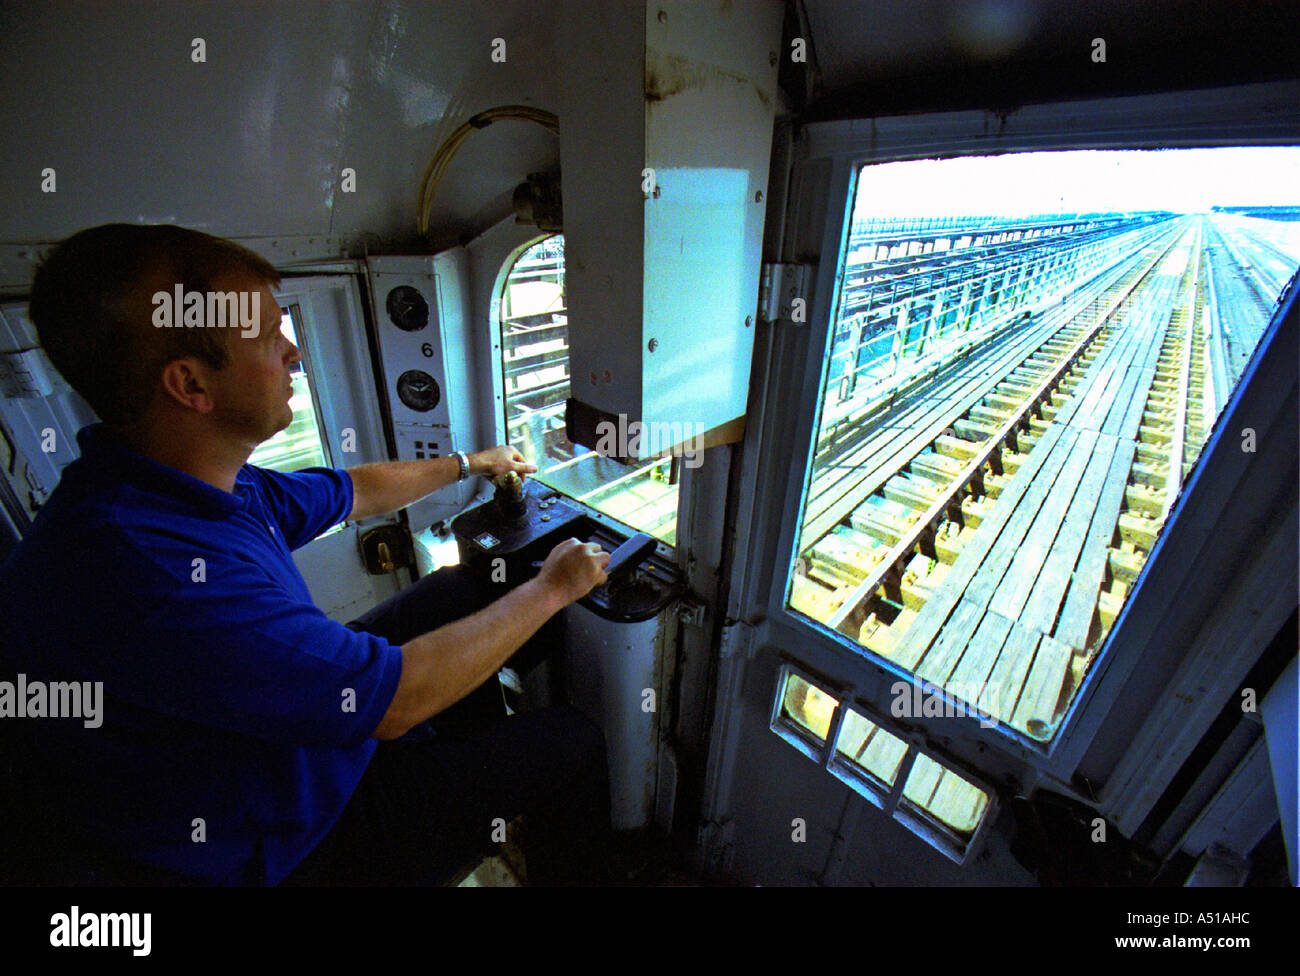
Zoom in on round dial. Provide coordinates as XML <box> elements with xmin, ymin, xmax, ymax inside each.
<box><xmin>395</xmin><ymin>369</ymin><xmax>440</xmax><ymax>412</ymax></box>
<box><xmin>385</xmin><ymin>285</ymin><xmax>429</xmax><ymax>332</ymax></box>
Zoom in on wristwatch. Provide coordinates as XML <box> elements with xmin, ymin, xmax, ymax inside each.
<box><xmin>453</xmin><ymin>451</ymin><xmax>470</xmax><ymax>481</ymax></box>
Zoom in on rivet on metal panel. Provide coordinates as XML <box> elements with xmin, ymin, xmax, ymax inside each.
<box><xmin>755</xmin><ymin>190</ymin><xmax>763</xmax><ymax>202</ymax></box>
<box><xmin>745</xmin><ymin>316</ymin><xmax>752</xmax><ymax>328</ymax></box>
<box><xmin>648</xmin><ymin>338</ymin><xmax>658</xmax><ymax>352</ymax></box>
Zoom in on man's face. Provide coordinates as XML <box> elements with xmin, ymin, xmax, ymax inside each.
<box><xmin>204</xmin><ymin>274</ymin><xmax>300</xmax><ymax>447</ymax></box>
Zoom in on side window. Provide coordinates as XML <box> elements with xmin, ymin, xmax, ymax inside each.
<box><xmin>497</xmin><ymin>236</ymin><xmax>680</xmax><ymax>544</ymax></box>
<box><xmin>248</xmin><ymin>304</ymin><xmax>329</xmax><ymax>473</ymax></box>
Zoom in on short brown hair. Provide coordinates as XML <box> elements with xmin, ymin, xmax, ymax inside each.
<box><xmin>29</xmin><ymin>224</ymin><xmax>281</xmax><ymax>425</ymax></box>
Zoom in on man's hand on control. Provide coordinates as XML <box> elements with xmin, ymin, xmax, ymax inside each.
<box><xmin>536</xmin><ymin>538</ymin><xmax>610</xmax><ymax>606</ymax></box>
<box><xmin>470</xmin><ymin>445</ymin><xmax>537</xmax><ymax>480</ymax></box>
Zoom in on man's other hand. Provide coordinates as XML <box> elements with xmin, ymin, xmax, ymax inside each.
<box><xmin>470</xmin><ymin>445</ymin><xmax>538</xmax><ymax>480</ymax></box>
<box><xmin>536</xmin><ymin>538</ymin><xmax>610</xmax><ymax>606</ymax></box>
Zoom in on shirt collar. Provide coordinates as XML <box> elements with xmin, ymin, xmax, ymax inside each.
<box><xmin>75</xmin><ymin>423</ymin><xmax>251</xmax><ymax>517</ymax></box>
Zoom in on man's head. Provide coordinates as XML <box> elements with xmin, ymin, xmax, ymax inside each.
<box><xmin>29</xmin><ymin>224</ymin><xmax>296</xmax><ymax>444</ymax></box>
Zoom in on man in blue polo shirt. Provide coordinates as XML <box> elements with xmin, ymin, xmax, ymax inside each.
<box><xmin>0</xmin><ymin>224</ymin><xmax>611</xmax><ymax>885</ymax></box>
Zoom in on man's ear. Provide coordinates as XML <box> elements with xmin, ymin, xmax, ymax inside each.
<box><xmin>158</xmin><ymin>359</ymin><xmax>216</xmax><ymax>414</ymax></box>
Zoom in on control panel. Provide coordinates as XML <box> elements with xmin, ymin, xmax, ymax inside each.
<box><xmin>365</xmin><ymin>252</ymin><xmax>478</xmax><ymax>529</ymax></box>
<box><xmin>451</xmin><ymin>474</ymin><xmax>683</xmax><ymax>622</ymax></box>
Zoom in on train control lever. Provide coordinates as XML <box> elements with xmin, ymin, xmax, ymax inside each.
<box><xmin>600</xmin><ymin>532</ymin><xmax>657</xmax><ymax>585</ymax></box>
<box><xmin>529</xmin><ymin>531</ymin><xmax>656</xmax><ymax>585</ymax></box>
<box><xmin>492</xmin><ymin>470</ymin><xmax>528</xmax><ymax>522</ymax></box>
<box><xmin>452</xmin><ymin>476</ymin><xmax>684</xmax><ymax>623</ymax></box>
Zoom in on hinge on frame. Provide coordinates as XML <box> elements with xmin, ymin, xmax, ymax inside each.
<box><xmin>758</xmin><ymin>262</ymin><xmax>812</xmax><ymax>325</ymax></box>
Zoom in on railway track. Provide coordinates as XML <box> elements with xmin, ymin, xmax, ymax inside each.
<box><xmin>788</xmin><ymin>217</ymin><xmax>1224</xmax><ymax>740</ymax></box>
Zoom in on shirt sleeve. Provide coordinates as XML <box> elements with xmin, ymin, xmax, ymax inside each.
<box><xmin>82</xmin><ymin>530</ymin><xmax>403</xmax><ymax>751</ymax></box>
<box><xmin>241</xmin><ymin>465</ymin><xmax>354</xmax><ymax>551</ymax></box>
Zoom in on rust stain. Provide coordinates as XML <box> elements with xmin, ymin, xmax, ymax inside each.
<box><xmin>645</xmin><ymin>49</ymin><xmax>770</xmax><ymax>111</ymax></box>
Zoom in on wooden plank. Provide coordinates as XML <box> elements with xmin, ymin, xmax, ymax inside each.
<box><xmin>1050</xmin><ymin>321</ymin><xmax>1133</xmax><ymax>430</ymax></box>
<box><xmin>807</xmin><ymin>335</ymin><xmax>1033</xmax><ymax>507</ymax></box>
<box><xmin>1163</xmin><ymin>309</ymin><xmax>1196</xmax><ymax>518</ymax></box>
<box><xmin>824</xmin><ymin>385</ymin><xmax>1090</xmax><ymax>634</ymax></box>
<box><xmin>1054</xmin><ymin>439</ymin><xmax>1139</xmax><ymax>649</ymax></box>
<box><xmin>902</xmin><ymin>752</ymin><xmax>945</xmax><ymax>808</ymax></box>
<box><xmin>803</xmin><ymin>322</ymin><xmax>1056</xmax><ymax>540</ymax></box>
<box><xmin>976</xmin><ymin>618</ymin><xmax>1041</xmax><ymax>724</ymax></box>
<box><xmin>1100</xmin><ymin>364</ymin><xmax>1143</xmax><ymax>437</ymax></box>
<box><xmin>1107</xmin><ymin>312</ymin><xmax>1170</xmax><ymax>436</ymax></box>
<box><xmin>857</xmin><ymin>724</ymin><xmax>909</xmax><ymax>786</ymax></box>
<box><xmin>1118</xmin><ymin>366</ymin><xmax>1158</xmax><ymax>442</ymax></box>
<box><xmin>945</xmin><ymin>605</ymin><xmax>1014</xmax><ymax>695</ymax></box>
<box><xmin>925</xmin><ymin>768</ymin><xmax>990</xmax><ymax>836</ymax></box>
<box><xmin>1065</xmin><ymin>336</ymin><xmax>1130</xmax><ymax>430</ymax></box>
<box><xmin>972</xmin><ymin>423</ymin><xmax>1092</xmax><ymax>613</ymax></box>
<box><xmin>889</xmin><ymin>423</ymin><xmax>1069</xmax><ymax>663</ymax></box>
<box><xmin>1010</xmin><ymin>633</ymin><xmax>1075</xmax><ymax>739</ymax></box>
<box><xmin>985</xmin><ymin>427</ymin><xmax>1099</xmax><ymax>618</ymax></box>
<box><xmin>913</xmin><ymin>597</ymin><xmax>986</xmax><ymax>682</ymax></box>
<box><xmin>1070</xmin><ymin>322</ymin><xmax>1147</xmax><ymax>431</ymax></box>
<box><xmin>1093</xmin><ymin>344</ymin><xmax>1149</xmax><ymax>433</ymax></box>
<box><xmin>1019</xmin><ymin>433</ymin><xmax>1119</xmax><ymax>634</ymax></box>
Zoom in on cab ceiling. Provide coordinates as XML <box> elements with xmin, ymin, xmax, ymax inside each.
<box><xmin>3</xmin><ymin>1</ymin><xmax>1297</xmax><ymax>252</ymax></box>
<box><xmin>0</xmin><ymin>0</ymin><xmax>562</xmax><ymax>251</ymax></box>
<box><xmin>796</xmin><ymin>0</ymin><xmax>1300</xmax><ymax>119</ymax></box>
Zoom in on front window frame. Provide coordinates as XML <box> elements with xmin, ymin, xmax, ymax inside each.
<box><xmin>740</xmin><ymin>81</ymin><xmax>1300</xmax><ymax>789</ymax></box>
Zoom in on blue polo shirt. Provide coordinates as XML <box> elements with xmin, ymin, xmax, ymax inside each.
<box><xmin>0</xmin><ymin>424</ymin><xmax>404</xmax><ymax>884</ymax></box>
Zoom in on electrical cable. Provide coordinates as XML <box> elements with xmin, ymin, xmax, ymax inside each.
<box><xmin>416</xmin><ymin>105</ymin><xmax>559</xmax><ymax>235</ymax></box>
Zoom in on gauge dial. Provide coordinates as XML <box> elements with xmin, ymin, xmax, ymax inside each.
<box><xmin>396</xmin><ymin>369</ymin><xmax>440</xmax><ymax>412</ymax></box>
<box><xmin>385</xmin><ymin>285</ymin><xmax>429</xmax><ymax>332</ymax></box>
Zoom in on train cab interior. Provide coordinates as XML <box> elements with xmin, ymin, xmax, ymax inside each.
<box><xmin>0</xmin><ymin>0</ymin><xmax>1297</xmax><ymax>888</ymax></box>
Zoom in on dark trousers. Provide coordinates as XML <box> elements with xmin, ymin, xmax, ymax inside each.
<box><xmin>281</xmin><ymin>565</ymin><xmax>612</xmax><ymax>886</ymax></box>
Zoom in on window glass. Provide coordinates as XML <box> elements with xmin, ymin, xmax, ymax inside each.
<box><xmin>900</xmin><ymin>752</ymin><xmax>990</xmax><ymax>840</ymax></box>
<box><xmin>248</xmin><ymin>307</ymin><xmax>330</xmax><ymax>474</ymax></box>
<box><xmin>833</xmin><ymin>708</ymin><xmax>908</xmax><ymax>789</ymax></box>
<box><xmin>498</xmin><ymin>237</ymin><xmax>680</xmax><ymax>543</ymax></box>
<box><xmin>777</xmin><ymin>670</ymin><xmax>839</xmax><ymax>743</ymax></box>
<box><xmin>788</xmin><ymin>148</ymin><xmax>1300</xmax><ymax>743</ymax></box>
<box><xmin>771</xmin><ymin>667</ymin><xmax>994</xmax><ymax>857</ymax></box>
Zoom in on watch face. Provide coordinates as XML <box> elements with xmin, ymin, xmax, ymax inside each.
<box><xmin>385</xmin><ymin>285</ymin><xmax>429</xmax><ymax>332</ymax></box>
<box><xmin>395</xmin><ymin>369</ymin><xmax>441</xmax><ymax>412</ymax></box>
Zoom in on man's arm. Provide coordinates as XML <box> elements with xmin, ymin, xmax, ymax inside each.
<box><xmin>345</xmin><ymin>445</ymin><xmax>537</xmax><ymax>521</ymax></box>
<box><xmin>371</xmin><ymin>537</ymin><xmax>608</xmax><ymax>739</ymax></box>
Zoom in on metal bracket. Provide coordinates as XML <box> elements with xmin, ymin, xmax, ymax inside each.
<box><xmin>758</xmin><ymin>262</ymin><xmax>813</xmax><ymax>325</ymax></box>
<box><xmin>675</xmin><ymin>597</ymin><xmax>706</xmax><ymax>628</ymax></box>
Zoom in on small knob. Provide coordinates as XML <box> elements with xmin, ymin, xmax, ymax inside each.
<box><xmin>493</xmin><ymin>471</ymin><xmax>527</xmax><ymax>520</ymax></box>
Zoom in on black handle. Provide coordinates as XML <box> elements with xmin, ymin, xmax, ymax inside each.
<box><xmin>529</xmin><ymin>532</ymin><xmax>657</xmax><ymax>579</ymax></box>
<box><xmin>602</xmin><ymin>532</ymin><xmax>657</xmax><ymax>581</ymax></box>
